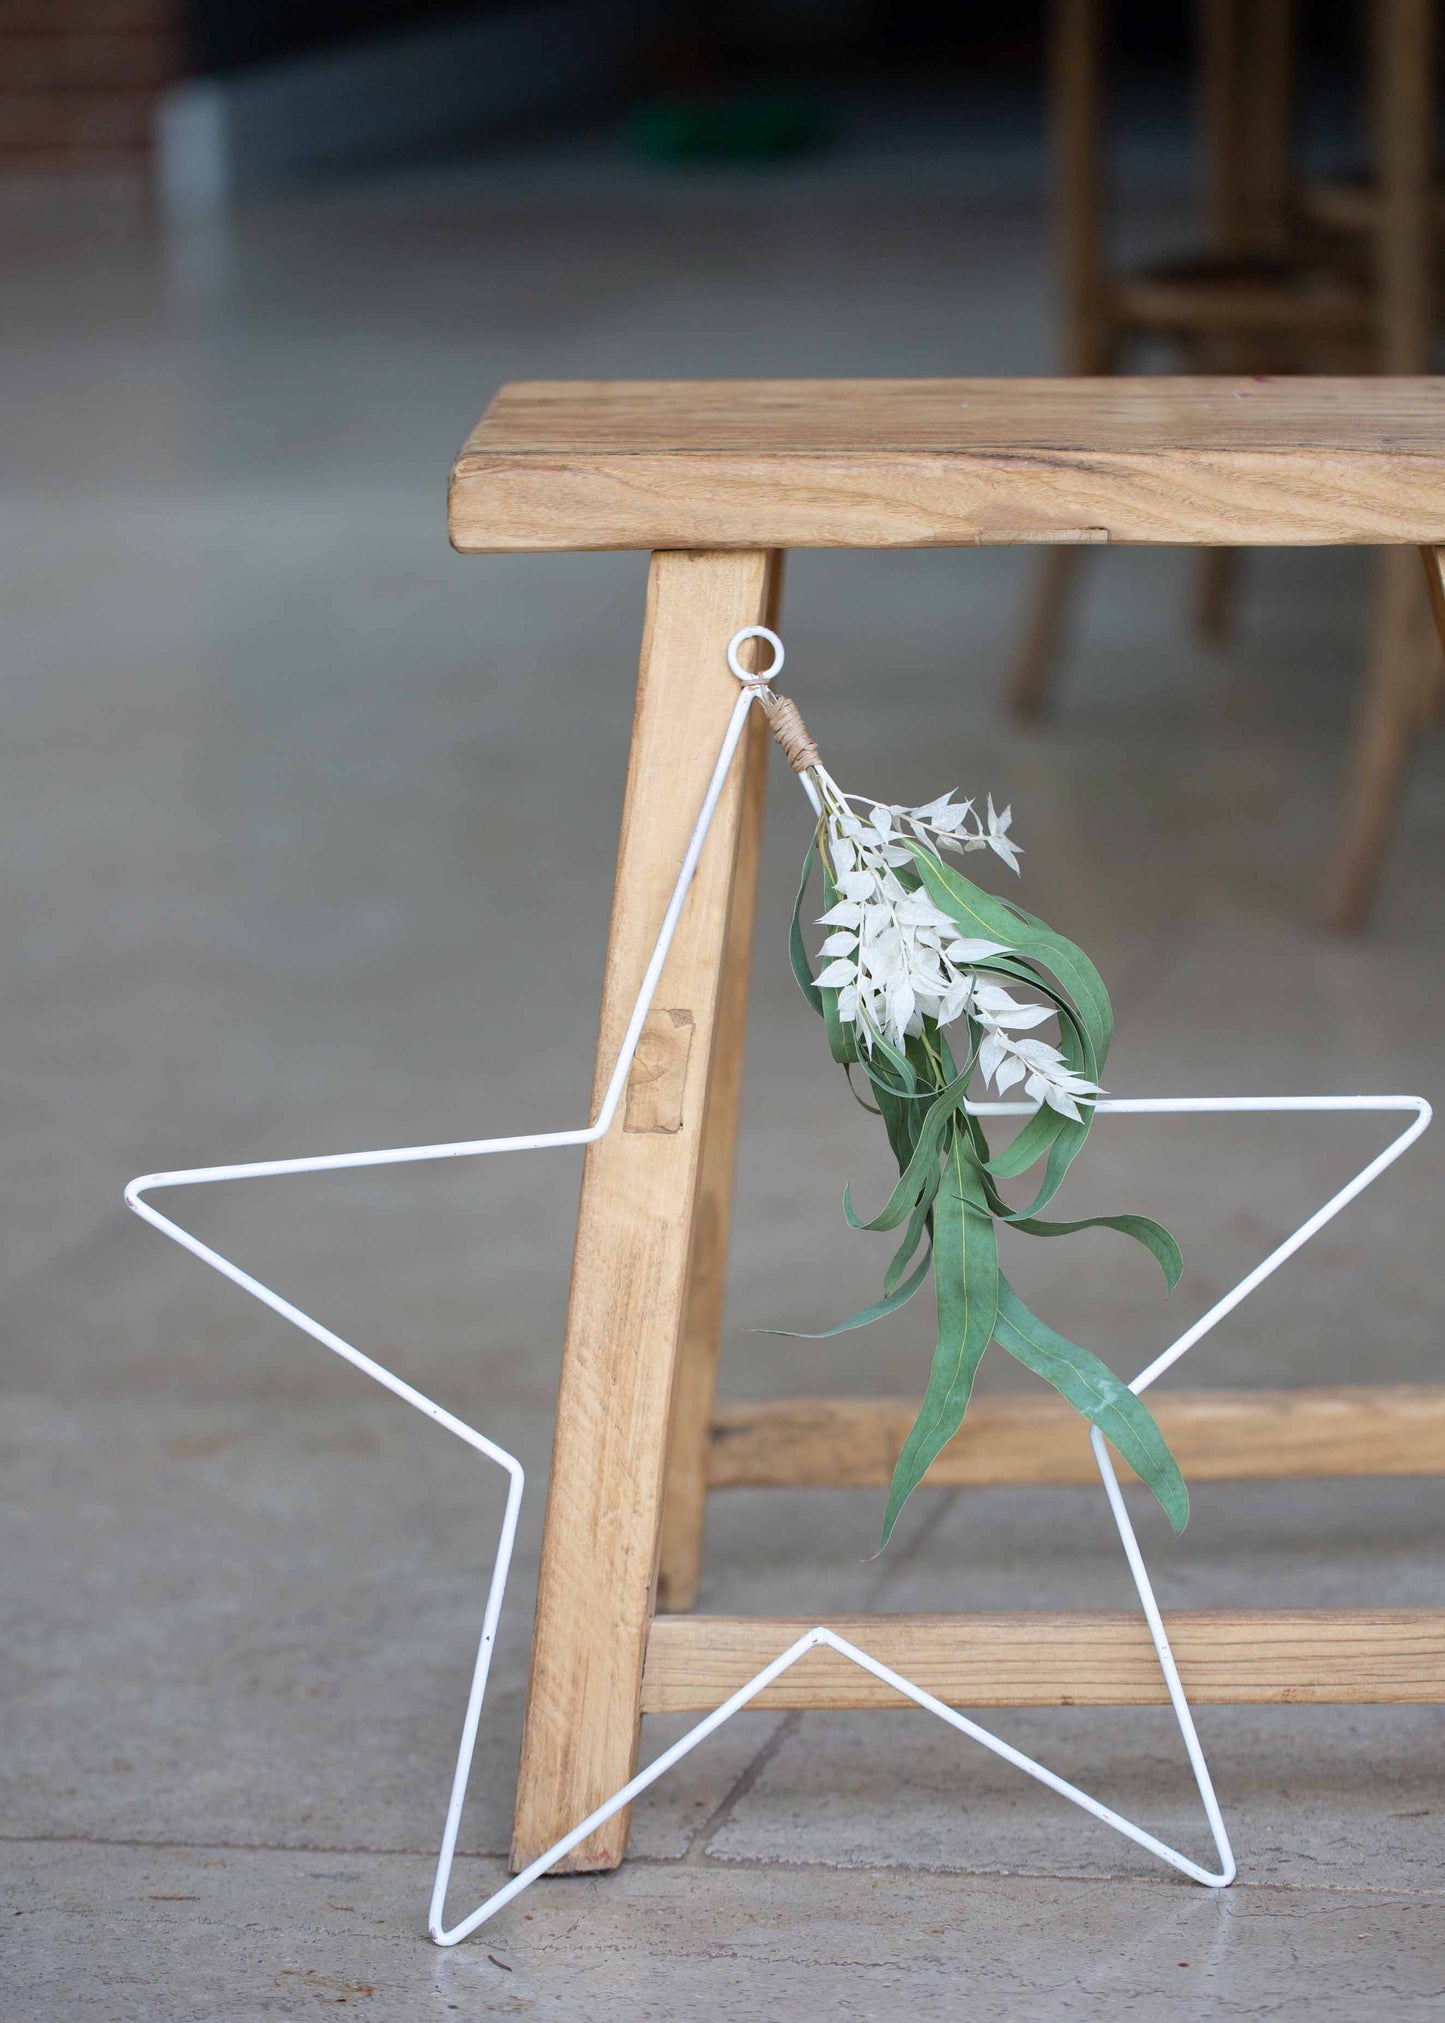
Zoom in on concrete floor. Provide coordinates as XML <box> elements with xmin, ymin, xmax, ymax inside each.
<box><xmin>4</xmin><ymin>112</ymin><xmax>1445</xmax><ymax>2020</ymax></box>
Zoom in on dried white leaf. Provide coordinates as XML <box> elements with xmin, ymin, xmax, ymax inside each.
<box><xmin>979</xmin><ymin>1030</ymin><xmax>1008</xmax><ymax>1083</ymax></box>
<box><xmin>1041</xmin><ymin>1084</ymin><xmax>1083</xmax><ymax>1121</ymax></box>
<box><xmin>1010</xmin><ymin>1035</ymin><xmax>1068</xmax><ymax>1067</ymax></box>
<box><xmin>944</xmin><ymin>937</ymin><xmax>1010</xmax><ymax>962</ymax></box>
<box><xmin>987</xmin><ymin>1002</ymin><xmax>1054</xmax><ymax>1031</ymax></box>
<box><xmin>973</xmin><ymin>982</ymin><xmax>1024</xmax><ymax>1013</ymax></box>
<box><xmin>993</xmin><ymin>1052</ymin><xmax>1028</xmax><ymax>1095</ymax></box>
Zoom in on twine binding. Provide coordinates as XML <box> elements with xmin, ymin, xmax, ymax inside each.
<box><xmin>762</xmin><ymin>692</ymin><xmax>820</xmax><ymax>774</ymax></box>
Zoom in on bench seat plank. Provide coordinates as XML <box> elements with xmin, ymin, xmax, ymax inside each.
<box><xmin>450</xmin><ymin>377</ymin><xmax>1445</xmax><ymax>552</ymax></box>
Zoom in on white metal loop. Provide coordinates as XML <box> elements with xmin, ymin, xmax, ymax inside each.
<box><xmin>726</xmin><ymin>624</ymin><xmax>785</xmax><ymax>685</ymax></box>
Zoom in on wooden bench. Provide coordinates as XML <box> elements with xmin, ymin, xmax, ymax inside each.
<box><xmin>448</xmin><ymin>376</ymin><xmax>1445</xmax><ymax>1876</ymax></box>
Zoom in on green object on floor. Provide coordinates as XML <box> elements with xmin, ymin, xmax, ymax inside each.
<box><xmin>629</xmin><ymin>92</ymin><xmax>833</xmax><ymax>165</ymax></box>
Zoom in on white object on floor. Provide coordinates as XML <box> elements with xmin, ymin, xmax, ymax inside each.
<box><xmin>126</xmin><ymin>628</ymin><xmax>1431</xmax><ymax>1944</ymax></box>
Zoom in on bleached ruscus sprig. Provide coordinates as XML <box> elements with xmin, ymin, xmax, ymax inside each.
<box><xmin>775</xmin><ymin>718</ymin><xmax>1187</xmax><ymax>1554</ymax></box>
<box><xmin>807</xmin><ymin>767</ymin><xmax>1099</xmax><ymax>1122</ymax></box>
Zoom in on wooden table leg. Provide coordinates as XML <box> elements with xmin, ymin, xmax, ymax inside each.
<box><xmin>1006</xmin><ymin>547</ymin><xmax>1086</xmax><ymax>721</ymax></box>
<box><xmin>655</xmin><ymin>569</ymin><xmax>779</xmax><ymax>1614</ymax></box>
<box><xmin>511</xmin><ymin>547</ymin><xmax>782</xmax><ymax>1874</ymax></box>
<box><xmin>1193</xmin><ymin>544</ymin><xmax>1241</xmax><ymax>647</ymax></box>
<box><xmin>1323</xmin><ymin>546</ymin><xmax>1433</xmax><ymax>932</ymax></box>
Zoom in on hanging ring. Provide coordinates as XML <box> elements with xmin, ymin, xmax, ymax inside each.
<box><xmin>727</xmin><ymin>626</ymin><xmax>785</xmax><ymax>686</ymax></box>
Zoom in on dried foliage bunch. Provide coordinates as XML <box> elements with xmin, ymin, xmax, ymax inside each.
<box><xmin>784</xmin><ymin>745</ymin><xmax>1188</xmax><ymax>1549</ymax></box>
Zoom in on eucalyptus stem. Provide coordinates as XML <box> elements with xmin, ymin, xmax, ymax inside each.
<box><xmin>782</xmin><ymin>758</ymin><xmax>1189</xmax><ymax>1548</ymax></box>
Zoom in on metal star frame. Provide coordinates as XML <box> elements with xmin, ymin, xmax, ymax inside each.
<box><xmin>127</xmin><ymin>628</ymin><xmax>1431</xmax><ymax>1944</ymax></box>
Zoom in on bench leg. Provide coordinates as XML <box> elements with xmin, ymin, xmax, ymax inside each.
<box><xmin>1193</xmin><ymin>546</ymin><xmax>1241</xmax><ymax>649</ymax></box>
<box><xmin>655</xmin><ymin>572</ymin><xmax>777</xmax><ymax>1614</ymax></box>
<box><xmin>511</xmin><ymin>548</ymin><xmax>782</xmax><ymax>1874</ymax></box>
<box><xmin>1322</xmin><ymin>547</ymin><xmax>1434</xmax><ymax>933</ymax></box>
<box><xmin>1006</xmin><ymin>547</ymin><xmax>1086</xmax><ymax>721</ymax></box>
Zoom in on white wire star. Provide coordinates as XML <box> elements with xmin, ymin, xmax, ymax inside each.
<box><xmin>126</xmin><ymin>628</ymin><xmax>1431</xmax><ymax>1944</ymax></box>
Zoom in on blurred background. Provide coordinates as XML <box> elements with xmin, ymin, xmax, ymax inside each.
<box><xmin>5</xmin><ymin>5</ymin><xmax>1445</xmax><ymax>2017</ymax></box>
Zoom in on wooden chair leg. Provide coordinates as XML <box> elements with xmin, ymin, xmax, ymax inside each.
<box><xmin>1194</xmin><ymin>545</ymin><xmax>1242</xmax><ymax>648</ymax></box>
<box><xmin>1198</xmin><ymin>0</ymin><xmax>1296</xmax><ymax>260</ymax></box>
<box><xmin>1322</xmin><ymin>547</ymin><xmax>1432</xmax><ymax>933</ymax></box>
<box><xmin>1420</xmin><ymin>545</ymin><xmax>1445</xmax><ymax>725</ymax></box>
<box><xmin>1006</xmin><ymin>547</ymin><xmax>1086</xmax><ymax>721</ymax></box>
<box><xmin>510</xmin><ymin>547</ymin><xmax>782</xmax><ymax>1875</ymax></box>
<box><xmin>1007</xmin><ymin>0</ymin><xmax>1111</xmax><ymax>728</ymax></box>
<box><xmin>655</xmin><ymin>577</ymin><xmax>777</xmax><ymax>1615</ymax></box>
<box><xmin>1051</xmin><ymin>0</ymin><xmax>1111</xmax><ymax>377</ymax></box>
<box><xmin>1374</xmin><ymin>0</ymin><xmax>1436</xmax><ymax>378</ymax></box>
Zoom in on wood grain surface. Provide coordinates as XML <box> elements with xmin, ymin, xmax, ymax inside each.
<box><xmin>706</xmin><ymin>1385</ymin><xmax>1445</xmax><ymax>1490</ymax></box>
<box><xmin>654</xmin><ymin>579</ymin><xmax>778</xmax><ymax>1615</ymax></box>
<box><xmin>641</xmin><ymin>1610</ymin><xmax>1445</xmax><ymax>1710</ymax></box>
<box><xmin>510</xmin><ymin>549</ymin><xmax>781</xmax><ymax>1875</ymax></box>
<box><xmin>450</xmin><ymin>378</ymin><xmax>1445</xmax><ymax>552</ymax></box>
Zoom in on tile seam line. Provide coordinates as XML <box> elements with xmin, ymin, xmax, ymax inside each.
<box><xmin>6</xmin><ymin>1836</ymin><xmax>1442</xmax><ymax>1898</ymax></box>
<box><xmin>683</xmin><ymin>1710</ymin><xmax>803</xmax><ymax>1863</ymax></box>
<box><xmin>690</xmin><ymin>1857</ymin><xmax>1445</xmax><ymax>1898</ymax></box>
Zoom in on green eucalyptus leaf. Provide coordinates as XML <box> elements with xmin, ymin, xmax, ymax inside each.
<box><xmin>759</xmin><ymin>1248</ymin><xmax>933</xmax><ymax>1339</ymax></box>
<box><xmin>878</xmin><ymin>1131</ymin><xmax>999</xmax><ymax>1550</ymax></box>
<box><xmin>964</xmin><ymin>1092</ymin><xmax>1179</xmax><ymax>1290</ymax></box>
<box><xmin>843</xmin><ymin>1065</ymin><xmax>884</xmax><ymax>1116</ymax></box>
<box><xmin>963</xmin><ymin>1109</ymin><xmax>1029</xmax><ymax>1223</ymax></box>
<box><xmin>983</xmin><ymin>1099</ymin><xmax>1069</xmax><ymax>1181</ymax></box>
<box><xmin>844</xmin><ymin>1060</ymin><xmax>973</xmax><ymax>1232</ymax></box>
<box><xmin>868</xmin><ymin>1023</ymin><xmax>920</xmax><ymax>1096</ymax></box>
<box><xmin>1005</xmin><ymin>1212</ymin><xmax>1182</xmax><ymax>1292</ymax></box>
<box><xmin>784</xmin><ymin>821</ymin><xmax>1187</xmax><ymax>1554</ymax></box>
<box><xmin>909</xmin><ymin>849</ymin><xmax>1111</xmax><ymax>1212</ymax></box>
<box><xmin>992</xmin><ymin>1278</ymin><xmax>1188</xmax><ymax>1534</ymax></box>
<box><xmin>908</xmin><ymin>845</ymin><xmax>1113</xmax><ymax>1066</ymax></box>
<box><xmin>858</xmin><ymin>1055</ymin><xmax>932</xmax><ymax>1108</ymax></box>
<box><xmin>788</xmin><ymin>835</ymin><xmax>824</xmax><ymax>1014</ymax></box>
<box><xmin>871</xmin><ymin>1077</ymin><xmax>912</xmax><ymax>1173</ymax></box>
<box><xmin>820</xmin><ymin>981</ymin><xmax>859</xmax><ymax>1066</ymax></box>
<box><xmin>883</xmin><ymin>1156</ymin><xmax>945</xmax><ymax>1294</ymax></box>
